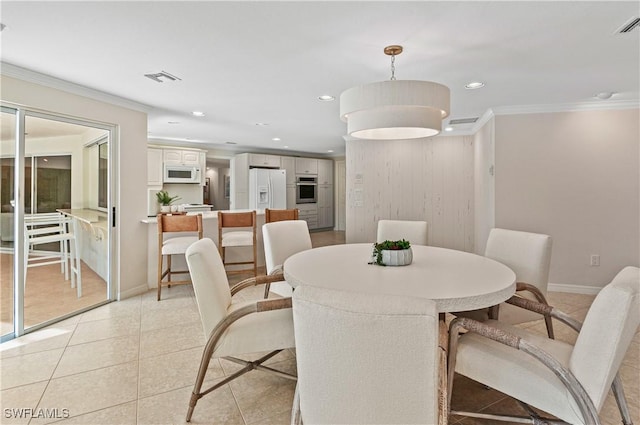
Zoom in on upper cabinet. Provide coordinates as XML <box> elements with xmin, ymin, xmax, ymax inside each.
<box><xmin>317</xmin><ymin>159</ymin><xmax>333</xmax><ymax>185</ymax></box>
<box><xmin>249</xmin><ymin>153</ymin><xmax>281</xmax><ymax>168</ymax></box>
<box><xmin>295</xmin><ymin>157</ymin><xmax>318</xmax><ymax>175</ymax></box>
<box><xmin>163</xmin><ymin>149</ymin><xmax>201</xmax><ymax>166</ymax></box>
<box><xmin>147</xmin><ymin>148</ymin><xmax>163</xmax><ymax>186</ymax></box>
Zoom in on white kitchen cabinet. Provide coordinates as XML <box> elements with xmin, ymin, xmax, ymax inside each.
<box><xmin>147</xmin><ymin>148</ymin><xmax>163</xmax><ymax>186</ymax></box>
<box><xmin>295</xmin><ymin>157</ymin><xmax>318</xmax><ymax>175</ymax></box>
<box><xmin>286</xmin><ymin>186</ymin><xmax>296</xmax><ymax>209</ymax></box>
<box><xmin>163</xmin><ymin>149</ymin><xmax>202</xmax><ymax>166</ymax></box>
<box><xmin>317</xmin><ymin>184</ymin><xmax>334</xmax><ymax>229</ymax></box>
<box><xmin>297</xmin><ymin>203</ymin><xmax>318</xmax><ymax>230</ymax></box>
<box><xmin>280</xmin><ymin>156</ymin><xmax>296</xmax><ymax>185</ymax></box>
<box><xmin>249</xmin><ymin>153</ymin><xmax>281</xmax><ymax>168</ymax></box>
<box><xmin>230</xmin><ymin>155</ymin><xmax>250</xmax><ymax>209</ymax></box>
<box><xmin>317</xmin><ymin>159</ymin><xmax>333</xmax><ymax>185</ymax></box>
<box><xmin>198</xmin><ymin>151</ymin><xmax>206</xmax><ymax>185</ymax></box>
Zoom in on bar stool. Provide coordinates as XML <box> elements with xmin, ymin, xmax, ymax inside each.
<box><xmin>24</xmin><ymin>214</ymin><xmax>82</xmax><ymax>297</ymax></box>
<box><xmin>218</xmin><ymin>210</ymin><xmax>257</xmax><ymax>277</ymax></box>
<box><xmin>265</xmin><ymin>208</ymin><xmax>299</xmax><ymax>223</ymax></box>
<box><xmin>157</xmin><ymin>213</ymin><xmax>203</xmax><ymax>301</ymax></box>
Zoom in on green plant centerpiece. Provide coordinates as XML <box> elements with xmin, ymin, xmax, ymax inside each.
<box><xmin>156</xmin><ymin>190</ymin><xmax>181</xmax><ymax>206</ymax></box>
<box><xmin>156</xmin><ymin>190</ymin><xmax>181</xmax><ymax>212</ymax></box>
<box><xmin>371</xmin><ymin>239</ymin><xmax>413</xmax><ymax>266</ymax></box>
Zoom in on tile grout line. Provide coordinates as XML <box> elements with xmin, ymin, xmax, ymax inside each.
<box><xmin>28</xmin><ymin>316</ymin><xmax>80</xmax><ymax>425</ymax></box>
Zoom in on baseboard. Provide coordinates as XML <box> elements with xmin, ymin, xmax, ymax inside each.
<box><xmin>548</xmin><ymin>282</ymin><xmax>601</xmax><ymax>295</ymax></box>
<box><xmin>118</xmin><ymin>283</ymin><xmax>149</xmax><ymax>300</ymax></box>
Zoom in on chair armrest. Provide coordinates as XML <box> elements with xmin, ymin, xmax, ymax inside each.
<box><xmin>505</xmin><ymin>296</ymin><xmax>583</xmax><ymax>334</ymax></box>
<box><xmin>447</xmin><ymin>317</ymin><xmax>599</xmax><ymax>424</ymax></box>
<box><xmin>515</xmin><ymin>281</ymin><xmax>550</xmax><ymax>305</ymax></box>
<box><xmin>230</xmin><ymin>271</ymin><xmax>285</xmax><ymax>295</ymax></box>
<box><xmin>505</xmin><ymin>295</ymin><xmax>553</xmax><ymax>317</ymax></box>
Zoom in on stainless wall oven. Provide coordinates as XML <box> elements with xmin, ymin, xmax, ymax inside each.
<box><xmin>296</xmin><ymin>176</ymin><xmax>317</xmax><ymax>204</ymax></box>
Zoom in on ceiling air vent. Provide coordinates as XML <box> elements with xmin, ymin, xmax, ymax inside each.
<box><xmin>617</xmin><ymin>17</ymin><xmax>640</xmax><ymax>33</ymax></box>
<box><xmin>449</xmin><ymin>117</ymin><xmax>479</xmax><ymax>125</ymax></box>
<box><xmin>144</xmin><ymin>71</ymin><xmax>182</xmax><ymax>83</ymax></box>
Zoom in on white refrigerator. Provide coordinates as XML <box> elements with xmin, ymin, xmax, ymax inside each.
<box><xmin>249</xmin><ymin>168</ymin><xmax>287</xmax><ymax>210</ymax></box>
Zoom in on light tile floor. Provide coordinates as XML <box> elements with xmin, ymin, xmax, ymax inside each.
<box><xmin>1</xmin><ymin>231</ymin><xmax>638</xmax><ymax>425</ymax></box>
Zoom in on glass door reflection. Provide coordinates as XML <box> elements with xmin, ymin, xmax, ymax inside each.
<box><xmin>22</xmin><ymin>115</ymin><xmax>110</xmax><ymax>330</ymax></box>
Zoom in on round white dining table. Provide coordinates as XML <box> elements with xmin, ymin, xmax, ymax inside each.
<box><xmin>283</xmin><ymin>243</ymin><xmax>516</xmax><ymax>313</ymax></box>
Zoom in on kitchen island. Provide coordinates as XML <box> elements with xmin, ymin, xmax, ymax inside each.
<box><xmin>141</xmin><ymin>210</ymin><xmax>267</xmax><ymax>288</ymax></box>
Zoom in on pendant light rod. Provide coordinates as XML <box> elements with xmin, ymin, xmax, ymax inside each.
<box><xmin>384</xmin><ymin>45</ymin><xmax>403</xmax><ymax>81</ymax></box>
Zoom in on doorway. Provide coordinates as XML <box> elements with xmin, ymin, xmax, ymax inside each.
<box><xmin>1</xmin><ymin>106</ymin><xmax>115</xmax><ymax>340</ymax></box>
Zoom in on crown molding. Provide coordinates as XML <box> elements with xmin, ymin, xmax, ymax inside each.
<box><xmin>0</xmin><ymin>61</ymin><xmax>154</xmax><ymax>113</ymax></box>
<box><xmin>492</xmin><ymin>99</ymin><xmax>639</xmax><ymax>115</ymax></box>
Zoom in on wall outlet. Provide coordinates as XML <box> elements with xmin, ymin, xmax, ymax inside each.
<box><xmin>590</xmin><ymin>254</ymin><xmax>600</xmax><ymax>266</ymax></box>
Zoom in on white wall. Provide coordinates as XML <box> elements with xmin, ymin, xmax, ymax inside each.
<box><xmin>494</xmin><ymin>109</ymin><xmax>640</xmax><ymax>289</ymax></box>
<box><xmin>345</xmin><ymin>136</ymin><xmax>475</xmax><ymax>251</ymax></box>
<box><xmin>1</xmin><ymin>75</ymin><xmax>149</xmax><ymax>299</ymax></box>
<box><xmin>473</xmin><ymin>118</ymin><xmax>495</xmax><ymax>255</ymax></box>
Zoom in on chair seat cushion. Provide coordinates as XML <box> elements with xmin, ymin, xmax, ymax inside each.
<box><xmin>221</xmin><ymin>231</ymin><xmax>254</xmax><ymax>247</ymax></box>
<box><xmin>212</xmin><ymin>299</ymin><xmax>295</xmax><ymax>358</ymax></box>
<box><xmin>162</xmin><ymin>236</ymin><xmax>200</xmax><ymax>255</ymax></box>
<box><xmin>455</xmin><ymin>320</ymin><xmax>584</xmax><ymax>424</ymax></box>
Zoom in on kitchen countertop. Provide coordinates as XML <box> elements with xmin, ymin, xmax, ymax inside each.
<box><xmin>141</xmin><ymin>209</ymin><xmax>265</xmax><ymax>224</ymax></box>
<box><xmin>58</xmin><ymin>208</ymin><xmax>108</xmax><ymax>224</ymax></box>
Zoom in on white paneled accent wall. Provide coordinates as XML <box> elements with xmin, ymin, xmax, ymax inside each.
<box><xmin>473</xmin><ymin>118</ymin><xmax>495</xmax><ymax>255</ymax></box>
<box><xmin>346</xmin><ymin>136</ymin><xmax>475</xmax><ymax>251</ymax></box>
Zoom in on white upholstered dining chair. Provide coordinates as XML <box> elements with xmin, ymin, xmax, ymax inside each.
<box><xmin>291</xmin><ymin>284</ymin><xmax>446</xmax><ymax>425</ymax></box>
<box><xmin>447</xmin><ymin>266</ymin><xmax>639</xmax><ymax>425</ymax></box>
<box><xmin>376</xmin><ymin>219</ymin><xmax>428</xmax><ymax>245</ymax></box>
<box><xmin>262</xmin><ymin>220</ymin><xmax>312</xmax><ymax>298</ymax></box>
<box><xmin>455</xmin><ymin>228</ymin><xmax>554</xmax><ymax>337</ymax></box>
<box><xmin>184</xmin><ymin>238</ymin><xmax>296</xmax><ymax>422</ymax></box>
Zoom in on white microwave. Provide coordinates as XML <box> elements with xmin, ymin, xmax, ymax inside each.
<box><xmin>163</xmin><ymin>164</ymin><xmax>201</xmax><ymax>184</ymax></box>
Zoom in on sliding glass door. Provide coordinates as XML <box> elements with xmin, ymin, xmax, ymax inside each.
<box><xmin>1</xmin><ymin>106</ymin><xmax>115</xmax><ymax>340</ymax></box>
<box><xmin>0</xmin><ymin>107</ymin><xmax>17</xmax><ymax>339</ymax></box>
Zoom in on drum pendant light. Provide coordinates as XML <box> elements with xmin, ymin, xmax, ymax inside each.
<box><xmin>340</xmin><ymin>45</ymin><xmax>450</xmax><ymax>140</ymax></box>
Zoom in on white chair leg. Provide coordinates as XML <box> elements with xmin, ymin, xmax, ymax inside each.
<box><xmin>69</xmin><ymin>219</ymin><xmax>82</xmax><ymax>298</ymax></box>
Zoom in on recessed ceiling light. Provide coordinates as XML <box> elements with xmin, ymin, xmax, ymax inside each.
<box><xmin>595</xmin><ymin>92</ymin><xmax>614</xmax><ymax>100</ymax></box>
<box><xmin>42</xmin><ymin>158</ymin><xmax>48</xmax><ymax>162</ymax></box>
<box><xmin>272</xmin><ymin>137</ymin><xmax>281</xmax><ymax>141</ymax></box>
<box><xmin>255</xmin><ymin>122</ymin><xmax>269</xmax><ymax>126</ymax></box>
<box><xmin>327</xmin><ymin>150</ymin><xmax>334</xmax><ymax>153</ymax></box>
<box><xmin>465</xmin><ymin>81</ymin><xmax>485</xmax><ymax>90</ymax></box>
<box><xmin>283</xmin><ymin>145</ymin><xmax>289</xmax><ymax>148</ymax></box>
<box><xmin>444</xmin><ymin>126</ymin><xmax>453</xmax><ymax>132</ymax></box>
<box><xmin>192</xmin><ymin>111</ymin><xmax>205</xmax><ymax>117</ymax></box>
<box><xmin>318</xmin><ymin>95</ymin><xmax>335</xmax><ymax>101</ymax></box>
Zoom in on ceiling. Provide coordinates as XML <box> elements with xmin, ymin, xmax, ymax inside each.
<box><xmin>1</xmin><ymin>1</ymin><xmax>638</xmax><ymax>157</ymax></box>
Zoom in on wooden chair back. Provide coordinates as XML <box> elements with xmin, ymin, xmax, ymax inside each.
<box><xmin>218</xmin><ymin>210</ymin><xmax>256</xmax><ymax>229</ymax></box>
<box><xmin>157</xmin><ymin>213</ymin><xmax>203</xmax><ymax>236</ymax></box>
<box><xmin>265</xmin><ymin>208</ymin><xmax>299</xmax><ymax>223</ymax></box>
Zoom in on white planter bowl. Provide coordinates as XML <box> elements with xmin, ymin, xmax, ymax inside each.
<box><xmin>381</xmin><ymin>248</ymin><xmax>413</xmax><ymax>266</ymax></box>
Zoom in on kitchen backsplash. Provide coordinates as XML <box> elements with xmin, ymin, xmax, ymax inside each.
<box><xmin>163</xmin><ymin>183</ymin><xmax>204</xmax><ymax>205</ymax></box>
